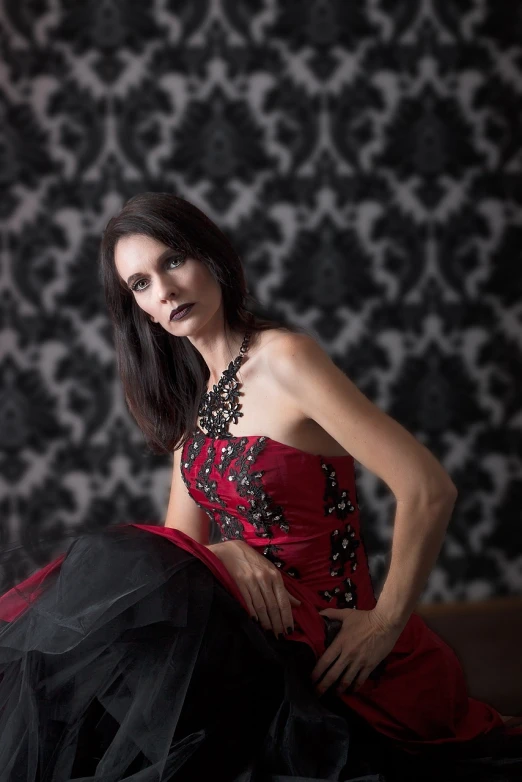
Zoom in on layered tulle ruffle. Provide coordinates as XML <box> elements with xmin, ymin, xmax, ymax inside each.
<box><xmin>0</xmin><ymin>523</ymin><xmax>521</xmax><ymax>781</ymax></box>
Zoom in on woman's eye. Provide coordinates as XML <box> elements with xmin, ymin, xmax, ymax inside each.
<box><xmin>167</xmin><ymin>256</ymin><xmax>184</xmax><ymax>269</ymax></box>
<box><xmin>131</xmin><ymin>256</ymin><xmax>185</xmax><ymax>293</ymax></box>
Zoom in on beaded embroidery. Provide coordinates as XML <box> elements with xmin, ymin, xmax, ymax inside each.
<box><xmin>318</xmin><ymin>577</ymin><xmax>358</xmax><ymax>610</ymax></box>
<box><xmin>183</xmin><ymin>429</ymin><xmax>206</xmax><ymax>472</ymax></box>
<box><xmin>321</xmin><ymin>461</ymin><xmax>356</xmax><ymax>518</ymax></box>
<box><xmin>230</xmin><ymin>438</ymin><xmax>290</xmax><ymax>538</ymax></box>
<box><xmin>215</xmin><ymin>438</ymin><xmax>247</xmax><ymax>475</ymax></box>
<box><xmin>319</xmin><ymin>460</ymin><xmax>361</xmax><ymax>607</ymax></box>
<box><xmin>195</xmin><ymin>441</ymin><xmax>226</xmax><ymax>509</ymax></box>
<box><xmin>328</xmin><ymin>523</ymin><xmax>360</xmax><ymax>577</ymax></box>
<box><xmin>215</xmin><ymin>509</ymin><xmax>245</xmax><ymax>541</ymax></box>
<box><xmin>180</xmin><ymin>460</ymin><xmax>216</xmax><ymax>526</ymax></box>
<box><xmin>188</xmin><ymin>330</ymin><xmax>293</xmax><ymax>546</ymax></box>
<box><xmin>187</xmin><ymin>435</ymin><xmax>293</xmax><ymax>554</ymax></box>
<box><xmin>263</xmin><ymin>543</ymin><xmax>301</xmax><ymax>578</ymax></box>
<box><xmin>197</xmin><ymin>331</ymin><xmax>251</xmax><ymax>439</ymax></box>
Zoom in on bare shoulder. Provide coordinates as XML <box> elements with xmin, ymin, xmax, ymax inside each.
<box><xmin>259</xmin><ymin>330</ymin><xmax>327</xmax><ymax>380</ymax></box>
<box><xmin>260</xmin><ymin>329</ymin><xmax>458</xmax><ymax>500</ymax></box>
<box><xmin>254</xmin><ymin>326</ymin><xmax>303</xmax><ymax>351</ymax></box>
<box><xmin>255</xmin><ymin>328</ymin><xmax>330</xmax><ymax>410</ymax></box>
<box><xmin>258</xmin><ymin>328</ymin><xmax>317</xmax><ymax>357</ymax></box>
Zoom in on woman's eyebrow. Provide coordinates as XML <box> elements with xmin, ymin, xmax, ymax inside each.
<box><xmin>126</xmin><ymin>248</ymin><xmax>173</xmax><ymax>288</ymax></box>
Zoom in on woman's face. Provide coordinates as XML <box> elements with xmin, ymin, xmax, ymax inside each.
<box><xmin>114</xmin><ymin>234</ymin><xmax>223</xmax><ymax>335</ymax></box>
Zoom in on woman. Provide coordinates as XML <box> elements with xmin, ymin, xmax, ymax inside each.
<box><xmin>0</xmin><ymin>192</ymin><xmax>520</xmax><ymax>781</ymax></box>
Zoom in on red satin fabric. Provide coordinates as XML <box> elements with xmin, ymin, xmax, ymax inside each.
<box><xmin>176</xmin><ymin>430</ymin><xmax>522</xmax><ymax>748</ymax></box>
<box><xmin>1</xmin><ymin>429</ymin><xmax>520</xmax><ymax>751</ymax></box>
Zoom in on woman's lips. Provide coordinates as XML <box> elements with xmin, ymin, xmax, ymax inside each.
<box><xmin>170</xmin><ymin>303</ymin><xmax>195</xmax><ymax>321</ymax></box>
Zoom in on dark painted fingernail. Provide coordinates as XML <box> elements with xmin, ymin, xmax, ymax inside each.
<box><xmin>251</xmin><ymin>616</ymin><xmax>259</xmax><ymax>622</ymax></box>
<box><xmin>286</xmin><ymin>627</ymin><xmax>293</xmax><ymax>635</ymax></box>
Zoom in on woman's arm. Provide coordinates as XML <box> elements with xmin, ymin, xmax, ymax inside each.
<box><xmin>164</xmin><ymin>446</ymin><xmax>211</xmax><ymax>543</ymax></box>
<box><xmin>265</xmin><ymin>332</ymin><xmax>458</xmax><ymax>630</ymax></box>
<box><xmin>371</xmin><ymin>491</ymin><xmax>456</xmax><ymax>629</ymax></box>
<box><xmin>166</xmin><ymin>446</ymin><xmax>300</xmax><ymax>635</ymax></box>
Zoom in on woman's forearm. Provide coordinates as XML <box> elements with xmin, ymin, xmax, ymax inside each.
<box><xmin>373</xmin><ymin>489</ymin><xmax>457</xmax><ymax>630</ymax></box>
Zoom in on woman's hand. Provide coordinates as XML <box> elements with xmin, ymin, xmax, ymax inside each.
<box><xmin>209</xmin><ymin>539</ymin><xmax>301</xmax><ymax>637</ymax></box>
<box><xmin>311</xmin><ymin>606</ymin><xmax>403</xmax><ymax>697</ymax></box>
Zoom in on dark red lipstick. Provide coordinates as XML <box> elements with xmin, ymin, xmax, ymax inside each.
<box><xmin>170</xmin><ymin>303</ymin><xmax>195</xmax><ymax>321</ymax></box>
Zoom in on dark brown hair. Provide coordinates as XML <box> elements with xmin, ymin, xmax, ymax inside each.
<box><xmin>99</xmin><ymin>192</ymin><xmax>309</xmax><ymax>454</ymax></box>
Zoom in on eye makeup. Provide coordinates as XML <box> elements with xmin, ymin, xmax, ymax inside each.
<box><xmin>128</xmin><ymin>254</ymin><xmax>185</xmax><ymax>293</ymax></box>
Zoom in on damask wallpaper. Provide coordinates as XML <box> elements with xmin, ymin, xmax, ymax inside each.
<box><xmin>1</xmin><ymin>1</ymin><xmax>521</xmax><ymax>601</ymax></box>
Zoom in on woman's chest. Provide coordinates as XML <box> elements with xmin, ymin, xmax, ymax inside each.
<box><xmin>198</xmin><ymin>352</ymin><xmax>350</xmax><ymax>458</ymax></box>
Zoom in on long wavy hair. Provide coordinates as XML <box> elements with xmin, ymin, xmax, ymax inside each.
<box><xmin>99</xmin><ymin>192</ymin><xmax>309</xmax><ymax>454</ymax></box>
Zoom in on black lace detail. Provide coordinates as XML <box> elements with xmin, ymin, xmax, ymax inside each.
<box><xmin>328</xmin><ymin>523</ymin><xmax>360</xmax><ymax>577</ymax></box>
<box><xmin>319</xmin><ymin>461</ymin><xmax>360</xmax><ymax>604</ymax></box>
<box><xmin>181</xmin><ymin>434</ymin><xmax>292</xmax><ymax>547</ymax></box>
<box><xmin>195</xmin><ymin>441</ymin><xmax>227</xmax><ymax>509</ymax></box>
<box><xmin>197</xmin><ymin>331</ymin><xmax>251</xmax><ymax>438</ymax></box>
<box><xmin>180</xmin><ymin>448</ymin><xmax>216</xmax><ymax>526</ymax></box>
<box><xmin>318</xmin><ymin>577</ymin><xmax>358</xmax><ymax>609</ymax></box>
<box><xmin>215</xmin><ymin>509</ymin><xmax>245</xmax><ymax>541</ymax></box>
<box><xmin>181</xmin><ymin>431</ymin><xmax>296</xmax><ymax>571</ymax></box>
<box><xmin>183</xmin><ymin>429</ymin><xmax>207</xmax><ymax>472</ymax></box>
<box><xmin>230</xmin><ymin>438</ymin><xmax>291</xmax><ymax>539</ymax></box>
<box><xmin>215</xmin><ymin>436</ymin><xmax>250</xmax><ymax>475</ymax></box>
<box><xmin>262</xmin><ymin>543</ymin><xmax>301</xmax><ymax>579</ymax></box>
<box><xmin>321</xmin><ymin>461</ymin><xmax>356</xmax><ymax>519</ymax></box>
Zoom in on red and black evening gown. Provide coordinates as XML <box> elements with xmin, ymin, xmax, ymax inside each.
<box><xmin>0</xmin><ymin>426</ymin><xmax>521</xmax><ymax>781</ymax></box>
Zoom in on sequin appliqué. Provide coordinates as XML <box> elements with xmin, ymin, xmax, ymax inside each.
<box><xmin>183</xmin><ymin>429</ymin><xmax>207</xmax><ymax>472</ymax></box>
<box><xmin>194</xmin><ymin>440</ymin><xmax>227</xmax><ymax>509</ymax></box>
<box><xmin>318</xmin><ymin>460</ymin><xmax>361</xmax><ymax>607</ymax></box>
<box><xmin>263</xmin><ymin>543</ymin><xmax>300</xmax><ymax>579</ymax></box>
<box><xmin>181</xmin><ymin>433</ymin><xmax>293</xmax><ymax>553</ymax></box>
<box><xmin>318</xmin><ymin>577</ymin><xmax>358</xmax><ymax>610</ymax></box>
<box><xmin>180</xmin><ymin>444</ymin><xmax>216</xmax><ymax>527</ymax></box>
<box><xmin>229</xmin><ymin>438</ymin><xmax>290</xmax><ymax>539</ymax></box>
<box><xmin>215</xmin><ymin>437</ymin><xmax>248</xmax><ymax>475</ymax></box>
<box><xmin>215</xmin><ymin>509</ymin><xmax>245</xmax><ymax>541</ymax></box>
<box><xmin>321</xmin><ymin>461</ymin><xmax>356</xmax><ymax>519</ymax></box>
<box><xmin>328</xmin><ymin>523</ymin><xmax>360</xmax><ymax>577</ymax></box>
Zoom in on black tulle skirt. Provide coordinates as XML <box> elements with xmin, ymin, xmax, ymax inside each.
<box><xmin>0</xmin><ymin>524</ymin><xmax>521</xmax><ymax>782</ymax></box>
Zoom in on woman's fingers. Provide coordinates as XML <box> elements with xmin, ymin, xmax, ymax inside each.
<box><xmin>336</xmin><ymin>661</ymin><xmax>363</xmax><ymax>694</ymax></box>
<box><xmin>271</xmin><ymin>579</ymin><xmax>296</xmax><ymax>634</ymax></box>
<box><xmin>250</xmin><ymin>573</ymin><xmax>289</xmax><ymax>637</ymax></box>
<box><xmin>315</xmin><ymin>655</ymin><xmax>350</xmax><ymax>696</ymax></box>
<box><xmin>260</xmin><ymin>575</ymin><xmax>286</xmax><ymax>637</ymax></box>
<box><xmin>252</xmin><ymin>589</ymin><xmax>299</xmax><ymax>636</ymax></box>
<box><xmin>214</xmin><ymin>542</ymin><xmax>301</xmax><ymax>636</ymax></box>
<box><xmin>251</xmin><ymin>595</ymin><xmax>274</xmax><ymax>633</ymax></box>
<box><xmin>352</xmin><ymin>667</ymin><xmax>371</xmax><ymax>692</ymax></box>
<box><xmin>311</xmin><ymin>641</ymin><xmax>343</xmax><ymax>683</ymax></box>
<box><xmin>236</xmin><ymin>583</ymin><xmax>258</xmax><ymax>621</ymax></box>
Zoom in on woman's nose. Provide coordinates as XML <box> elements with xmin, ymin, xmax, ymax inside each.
<box><xmin>156</xmin><ymin>274</ymin><xmax>177</xmax><ymax>301</ymax></box>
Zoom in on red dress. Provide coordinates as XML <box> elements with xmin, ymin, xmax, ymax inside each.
<box><xmin>167</xmin><ymin>428</ymin><xmax>521</xmax><ymax>749</ymax></box>
<box><xmin>1</xmin><ymin>427</ymin><xmax>521</xmax><ymax>778</ymax></box>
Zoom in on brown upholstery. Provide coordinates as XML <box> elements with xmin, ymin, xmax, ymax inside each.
<box><xmin>415</xmin><ymin>597</ymin><xmax>522</xmax><ymax>716</ymax></box>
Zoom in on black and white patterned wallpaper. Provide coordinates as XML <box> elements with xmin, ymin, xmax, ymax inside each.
<box><xmin>1</xmin><ymin>1</ymin><xmax>521</xmax><ymax>601</ymax></box>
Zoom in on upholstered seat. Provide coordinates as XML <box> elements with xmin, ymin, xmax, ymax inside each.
<box><xmin>416</xmin><ymin>596</ymin><xmax>522</xmax><ymax>717</ymax></box>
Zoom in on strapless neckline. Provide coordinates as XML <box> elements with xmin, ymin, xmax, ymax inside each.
<box><xmin>193</xmin><ymin>426</ymin><xmax>353</xmax><ymax>461</ymax></box>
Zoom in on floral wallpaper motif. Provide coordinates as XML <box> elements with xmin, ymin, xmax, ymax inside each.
<box><xmin>1</xmin><ymin>1</ymin><xmax>521</xmax><ymax>600</ymax></box>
